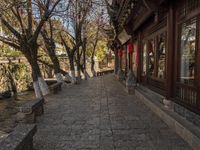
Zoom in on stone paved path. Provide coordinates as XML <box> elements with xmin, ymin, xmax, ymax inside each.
<box><xmin>34</xmin><ymin>75</ymin><xmax>192</xmax><ymax>150</ymax></box>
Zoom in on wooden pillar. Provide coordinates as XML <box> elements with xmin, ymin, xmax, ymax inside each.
<box><xmin>196</xmin><ymin>17</ymin><xmax>200</xmax><ymax>109</ymax></box>
<box><xmin>137</xmin><ymin>33</ymin><xmax>142</xmax><ymax>83</ymax></box>
<box><xmin>115</xmin><ymin>50</ymin><xmax>119</xmax><ymax>74</ymax></box>
<box><xmin>128</xmin><ymin>43</ymin><xmax>134</xmax><ymax>72</ymax></box>
<box><xmin>154</xmin><ymin>36</ymin><xmax>158</xmax><ymax>78</ymax></box>
<box><xmin>129</xmin><ymin>53</ymin><xmax>133</xmax><ymax>71</ymax></box>
<box><xmin>166</xmin><ymin>4</ymin><xmax>174</xmax><ymax>99</ymax></box>
<box><xmin>123</xmin><ymin>49</ymin><xmax>127</xmax><ymax>76</ymax></box>
<box><xmin>118</xmin><ymin>49</ymin><xmax>122</xmax><ymax>70</ymax></box>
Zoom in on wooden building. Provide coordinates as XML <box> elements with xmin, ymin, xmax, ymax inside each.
<box><xmin>109</xmin><ymin>0</ymin><xmax>200</xmax><ymax>117</ymax></box>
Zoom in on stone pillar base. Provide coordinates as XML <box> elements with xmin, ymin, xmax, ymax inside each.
<box><xmin>114</xmin><ymin>68</ymin><xmax>118</xmax><ymax>75</ymax></box>
<box><xmin>126</xmin><ymin>86</ymin><xmax>135</xmax><ymax>94</ymax></box>
<box><xmin>76</xmin><ymin>77</ymin><xmax>81</xmax><ymax>84</ymax></box>
<box><xmin>163</xmin><ymin>98</ymin><xmax>174</xmax><ymax>111</ymax></box>
<box><xmin>125</xmin><ymin>70</ymin><xmax>136</xmax><ymax>94</ymax></box>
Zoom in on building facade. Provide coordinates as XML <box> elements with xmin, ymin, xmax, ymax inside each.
<box><xmin>109</xmin><ymin>0</ymin><xmax>200</xmax><ymax>119</ymax></box>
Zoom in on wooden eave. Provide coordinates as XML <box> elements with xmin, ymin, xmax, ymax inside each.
<box><xmin>132</xmin><ymin>10</ymin><xmax>153</xmax><ymax>31</ymax></box>
<box><xmin>116</xmin><ymin>0</ymin><xmax>130</xmax><ymax>21</ymax></box>
<box><xmin>124</xmin><ymin>0</ymin><xmax>168</xmax><ymax>33</ymax></box>
<box><xmin>112</xmin><ymin>0</ymin><xmax>168</xmax><ymax>42</ymax></box>
<box><xmin>114</xmin><ymin>0</ymin><xmax>136</xmax><ymax>35</ymax></box>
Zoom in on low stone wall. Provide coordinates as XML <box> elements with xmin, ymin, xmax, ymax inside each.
<box><xmin>174</xmin><ymin>103</ymin><xmax>200</xmax><ymax>129</ymax></box>
<box><xmin>49</xmin><ymin>82</ymin><xmax>62</xmax><ymax>94</ymax></box>
<box><xmin>18</xmin><ymin>98</ymin><xmax>44</xmax><ymax>123</ymax></box>
<box><xmin>96</xmin><ymin>69</ymin><xmax>114</xmax><ymax>76</ymax></box>
<box><xmin>0</xmin><ymin>124</ymin><xmax>37</xmax><ymax>150</ymax></box>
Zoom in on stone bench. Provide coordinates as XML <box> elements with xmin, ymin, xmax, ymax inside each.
<box><xmin>0</xmin><ymin>124</ymin><xmax>37</xmax><ymax>150</ymax></box>
<box><xmin>97</xmin><ymin>70</ymin><xmax>114</xmax><ymax>76</ymax></box>
<box><xmin>49</xmin><ymin>82</ymin><xmax>62</xmax><ymax>94</ymax></box>
<box><xmin>97</xmin><ymin>72</ymin><xmax>103</xmax><ymax>76</ymax></box>
<box><xmin>19</xmin><ymin>98</ymin><xmax>44</xmax><ymax>123</ymax></box>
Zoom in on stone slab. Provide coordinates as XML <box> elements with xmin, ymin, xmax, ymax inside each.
<box><xmin>33</xmin><ymin>75</ymin><xmax>192</xmax><ymax>150</ymax></box>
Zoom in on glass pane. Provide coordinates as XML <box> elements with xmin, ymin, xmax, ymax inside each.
<box><xmin>157</xmin><ymin>33</ymin><xmax>166</xmax><ymax>79</ymax></box>
<box><xmin>148</xmin><ymin>39</ymin><xmax>155</xmax><ymax>77</ymax></box>
<box><xmin>142</xmin><ymin>44</ymin><xmax>147</xmax><ymax>76</ymax></box>
<box><xmin>180</xmin><ymin>20</ymin><xmax>196</xmax><ymax>85</ymax></box>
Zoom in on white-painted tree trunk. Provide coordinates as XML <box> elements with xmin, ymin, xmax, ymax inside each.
<box><xmin>84</xmin><ymin>69</ymin><xmax>90</xmax><ymax>80</ymax></box>
<box><xmin>65</xmin><ymin>73</ymin><xmax>71</xmax><ymax>82</ymax></box>
<box><xmin>77</xmin><ymin>71</ymin><xmax>81</xmax><ymax>78</ymax></box>
<box><xmin>55</xmin><ymin>73</ymin><xmax>63</xmax><ymax>83</ymax></box>
<box><xmin>92</xmin><ymin>70</ymin><xmax>96</xmax><ymax>77</ymax></box>
<box><xmin>33</xmin><ymin>80</ymin><xmax>43</xmax><ymax>99</ymax></box>
<box><xmin>38</xmin><ymin>77</ymin><xmax>50</xmax><ymax>96</ymax></box>
<box><xmin>76</xmin><ymin>71</ymin><xmax>81</xmax><ymax>83</ymax></box>
<box><xmin>84</xmin><ymin>69</ymin><xmax>87</xmax><ymax>80</ymax></box>
<box><xmin>70</xmin><ymin>70</ymin><xmax>76</xmax><ymax>84</ymax></box>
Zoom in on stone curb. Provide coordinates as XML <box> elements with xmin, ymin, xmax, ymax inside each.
<box><xmin>0</xmin><ymin>124</ymin><xmax>37</xmax><ymax>150</ymax></box>
<box><xmin>135</xmin><ymin>88</ymin><xmax>200</xmax><ymax>150</ymax></box>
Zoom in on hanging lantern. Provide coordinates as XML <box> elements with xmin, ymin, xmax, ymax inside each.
<box><xmin>128</xmin><ymin>43</ymin><xmax>134</xmax><ymax>54</ymax></box>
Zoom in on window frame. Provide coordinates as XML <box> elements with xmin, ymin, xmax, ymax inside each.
<box><xmin>142</xmin><ymin>28</ymin><xmax>167</xmax><ymax>81</ymax></box>
<box><xmin>177</xmin><ymin>17</ymin><xmax>199</xmax><ymax>86</ymax></box>
<box><xmin>141</xmin><ymin>41</ymin><xmax>148</xmax><ymax>77</ymax></box>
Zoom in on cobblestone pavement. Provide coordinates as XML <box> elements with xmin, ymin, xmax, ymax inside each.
<box><xmin>34</xmin><ymin>75</ymin><xmax>192</xmax><ymax>150</ymax></box>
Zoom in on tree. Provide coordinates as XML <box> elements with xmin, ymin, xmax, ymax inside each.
<box><xmin>85</xmin><ymin>2</ymin><xmax>109</xmax><ymax>76</ymax></box>
<box><xmin>60</xmin><ymin>30</ymin><xmax>78</xmax><ymax>84</ymax></box>
<box><xmin>60</xmin><ymin>0</ymin><xmax>92</xmax><ymax>82</ymax></box>
<box><xmin>40</xmin><ymin>19</ymin><xmax>65</xmax><ymax>83</ymax></box>
<box><xmin>90</xmin><ymin>22</ymin><xmax>100</xmax><ymax>76</ymax></box>
<box><xmin>0</xmin><ymin>0</ymin><xmax>63</xmax><ymax>98</ymax></box>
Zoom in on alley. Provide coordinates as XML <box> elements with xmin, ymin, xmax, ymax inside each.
<box><xmin>34</xmin><ymin>75</ymin><xmax>192</xmax><ymax>150</ymax></box>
